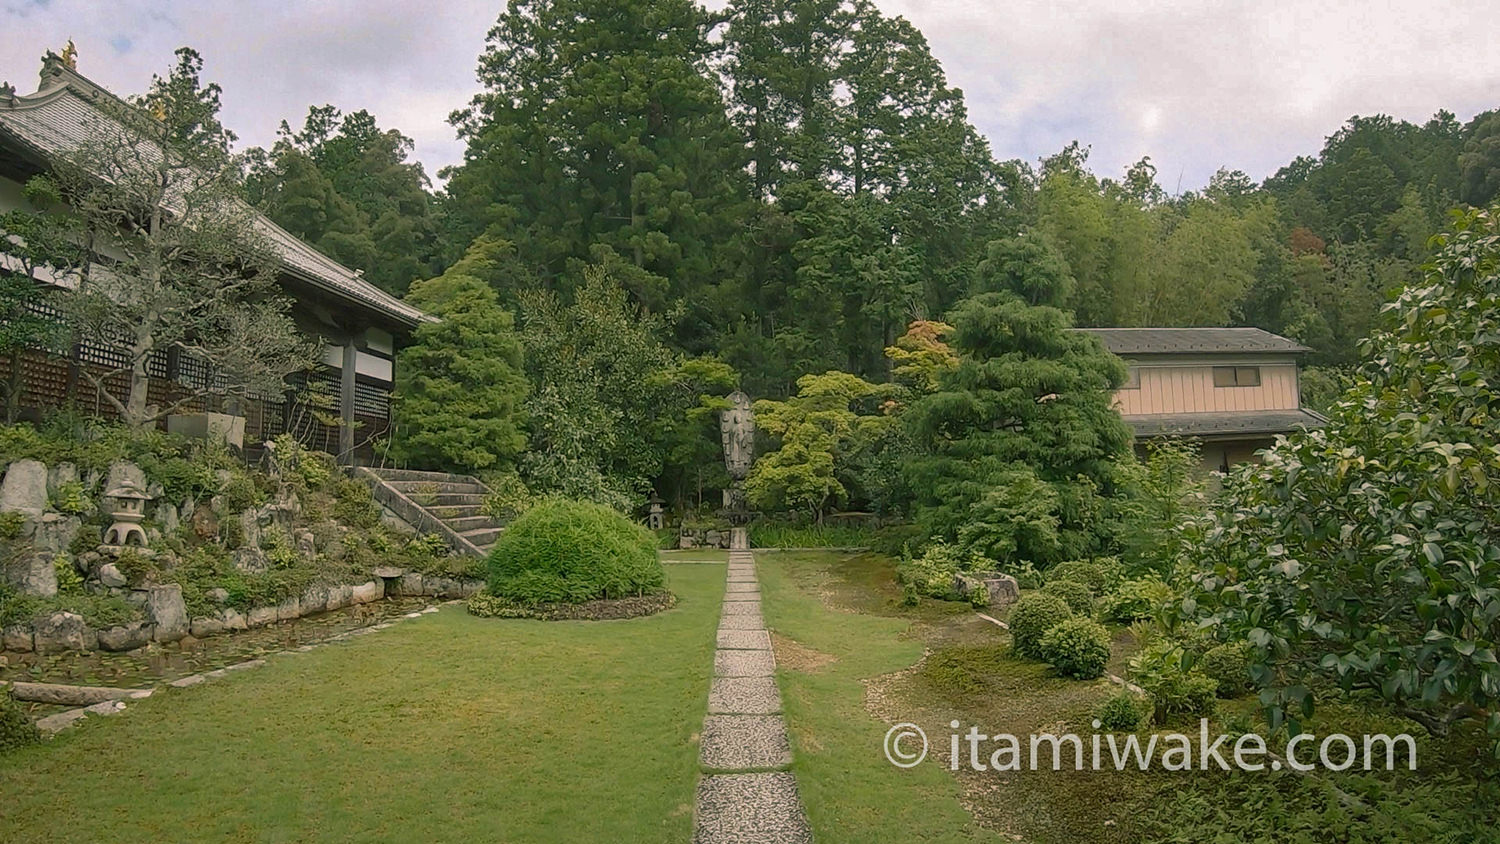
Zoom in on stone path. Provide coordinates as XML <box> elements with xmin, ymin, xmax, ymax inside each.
<box><xmin>693</xmin><ymin>529</ymin><xmax>813</xmax><ymax>843</ymax></box>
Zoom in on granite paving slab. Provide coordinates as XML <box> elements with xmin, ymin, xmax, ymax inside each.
<box><xmin>694</xmin><ymin>773</ymin><xmax>812</xmax><ymax>844</ymax></box>
<box><xmin>715</xmin><ymin>648</ymin><xmax>776</xmax><ymax>677</ymax></box>
<box><xmin>722</xmin><ymin>600</ymin><xmax>762</xmax><ymax>615</ymax></box>
<box><xmin>723</xmin><ymin>591</ymin><xmax>761</xmax><ymax>602</ymax></box>
<box><xmin>700</xmin><ymin>714</ymin><xmax>792</xmax><ymax>770</ymax></box>
<box><xmin>717</xmin><ymin>629</ymin><xmax>772</xmax><ymax>650</ymax></box>
<box><xmin>718</xmin><ymin>613</ymin><xmax>765</xmax><ymax>630</ymax></box>
<box><xmin>709</xmin><ymin>676</ymin><xmax>782</xmax><ymax>714</ymax></box>
<box><xmin>725</xmin><ymin>581</ymin><xmax>760</xmax><ymax>593</ymax></box>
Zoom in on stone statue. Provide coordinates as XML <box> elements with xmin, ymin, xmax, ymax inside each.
<box><xmin>719</xmin><ymin>391</ymin><xmax>755</xmax><ymax>481</ymax></box>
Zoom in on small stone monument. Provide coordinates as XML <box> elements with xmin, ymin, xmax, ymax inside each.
<box><xmin>101</xmin><ymin>480</ymin><xmax>151</xmax><ymax>548</ymax></box>
<box><xmin>719</xmin><ymin>391</ymin><xmax>756</xmax><ymax>522</ymax></box>
<box><xmin>646</xmin><ymin>492</ymin><xmax>664</xmax><ymax>531</ymax></box>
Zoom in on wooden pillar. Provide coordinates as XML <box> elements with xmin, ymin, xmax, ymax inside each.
<box><xmin>339</xmin><ymin>338</ymin><xmax>357</xmax><ymax>466</ymax></box>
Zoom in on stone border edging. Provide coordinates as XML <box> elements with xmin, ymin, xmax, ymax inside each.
<box><xmin>20</xmin><ymin>602</ymin><xmax>456</xmax><ymax>736</ymax></box>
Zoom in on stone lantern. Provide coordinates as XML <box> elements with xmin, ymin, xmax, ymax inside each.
<box><xmin>647</xmin><ymin>493</ymin><xmax>665</xmax><ymax>531</ymax></box>
<box><xmin>102</xmin><ymin>480</ymin><xmax>151</xmax><ymax>548</ymax></box>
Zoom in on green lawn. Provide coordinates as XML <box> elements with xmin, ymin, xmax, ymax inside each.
<box><xmin>757</xmin><ymin>551</ymin><xmax>1000</xmax><ymax>843</ymax></box>
<box><xmin>0</xmin><ymin>565</ymin><xmax>723</xmax><ymax>843</ymax></box>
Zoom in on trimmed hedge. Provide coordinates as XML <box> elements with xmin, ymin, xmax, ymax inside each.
<box><xmin>1008</xmin><ymin>592</ymin><xmax>1073</xmax><ymax>659</ymax></box>
<box><xmin>1042</xmin><ymin>579</ymin><xmax>1094</xmax><ymax>615</ymax></box>
<box><xmin>1094</xmin><ymin>691</ymin><xmax>1145</xmax><ymax>731</ymax></box>
<box><xmin>1039</xmin><ymin>617</ymin><xmax>1112</xmax><ymax>679</ymax></box>
<box><xmin>486</xmin><ymin>498</ymin><xmax>665</xmax><ymax>606</ymax></box>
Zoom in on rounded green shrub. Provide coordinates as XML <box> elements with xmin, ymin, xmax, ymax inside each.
<box><xmin>1039</xmin><ymin>617</ymin><xmax>1112</xmax><ymax>679</ymax></box>
<box><xmin>486</xmin><ymin>498</ymin><xmax>665</xmax><ymax>606</ymax></box>
<box><xmin>1200</xmin><ymin>642</ymin><xmax>1253</xmax><ymax>698</ymax></box>
<box><xmin>1046</xmin><ymin>560</ymin><xmax>1108</xmax><ymax>594</ymax></box>
<box><xmin>1129</xmin><ymin>640</ymin><xmax>1219</xmax><ymax>722</ymax></box>
<box><xmin>1042</xmin><ymin>579</ymin><xmax>1094</xmax><ymax>615</ymax></box>
<box><xmin>1094</xmin><ymin>691</ymin><xmax>1145</xmax><ymax>731</ymax></box>
<box><xmin>1099</xmin><ymin>576</ymin><xmax>1174</xmax><ymax>622</ymax></box>
<box><xmin>1008</xmin><ymin>591</ymin><xmax>1073</xmax><ymax>659</ymax></box>
<box><xmin>0</xmin><ymin>692</ymin><xmax>39</xmax><ymax>752</ymax></box>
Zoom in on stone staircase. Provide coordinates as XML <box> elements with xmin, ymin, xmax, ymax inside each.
<box><xmin>354</xmin><ymin>468</ymin><xmax>503</xmax><ymax>557</ymax></box>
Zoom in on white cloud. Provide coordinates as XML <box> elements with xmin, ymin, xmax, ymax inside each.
<box><xmin>1</xmin><ymin>0</ymin><xmax>1494</xmax><ymax>192</ymax></box>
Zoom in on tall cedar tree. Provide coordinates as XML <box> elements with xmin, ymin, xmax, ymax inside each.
<box><xmin>445</xmin><ymin>0</ymin><xmax>752</xmax><ymax>339</ymax></box>
<box><xmin>903</xmin><ymin>236</ymin><xmax>1132</xmax><ymax>565</ymax></box>
<box><xmin>392</xmin><ymin>236</ymin><xmax>530</xmax><ymax>473</ymax></box>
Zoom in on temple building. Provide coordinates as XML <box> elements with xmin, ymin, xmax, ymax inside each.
<box><xmin>0</xmin><ymin>51</ymin><xmax>427</xmax><ymax>464</ymax></box>
<box><xmin>1078</xmin><ymin>327</ymin><xmax>1327</xmax><ymax>472</ymax></box>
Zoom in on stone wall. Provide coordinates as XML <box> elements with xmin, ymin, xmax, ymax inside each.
<box><xmin>678</xmin><ymin>526</ymin><xmax>733</xmax><ymax>549</ymax></box>
<box><xmin>0</xmin><ymin>456</ymin><xmax>482</xmax><ymax>656</ymax></box>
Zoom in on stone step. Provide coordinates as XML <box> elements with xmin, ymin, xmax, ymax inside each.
<box><xmin>369</xmin><ymin>468</ymin><xmax>482</xmax><ymax>484</ymax></box>
<box><xmin>433</xmin><ymin>492</ymin><xmax>487</xmax><ymax>507</ymax></box>
<box><xmin>387</xmin><ymin>479</ymin><xmax>489</xmax><ymax>496</ymax></box>
<box><xmin>462</xmin><ymin>526</ymin><xmax>503</xmax><ymax>546</ymax></box>
<box><xmin>694</xmin><ymin>773</ymin><xmax>811</xmax><ymax>844</ymax></box>
<box><xmin>428</xmin><ymin>504</ymin><xmax>484</xmax><ymax>520</ymax></box>
<box><xmin>444</xmin><ymin>515</ymin><xmax>497</xmax><ymax>533</ymax></box>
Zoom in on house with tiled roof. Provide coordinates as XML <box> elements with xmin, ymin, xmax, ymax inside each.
<box><xmin>1077</xmin><ymin>327</ymin><xmax>1326</xmax><ymax>471</ymax></box>
<box><xmin>0</xmin><ymin>52</ymin><xmax>429</xmax><ymax>463</ymax></box>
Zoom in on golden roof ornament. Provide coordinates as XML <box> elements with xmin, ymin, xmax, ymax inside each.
<box><xmin>60</xmin><ymin>39</ymin><xmax>78</xmax><ymax>70</ymax></box>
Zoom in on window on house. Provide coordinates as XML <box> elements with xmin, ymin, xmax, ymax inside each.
<box><xmin>1122</xmin><ymin>367</ymin><xmax>1141</xmax><ymax>389</ymax></box>
<box><xmin>1212</xmin><ymin>366</ymin><xmax>1261</xmax><ymax>387</ymax></box>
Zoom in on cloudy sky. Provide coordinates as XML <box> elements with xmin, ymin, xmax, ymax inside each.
<box><xmin>2</xmin><ymin>0</ymin><xmax>1494</xmax><ymax>191</ymax></box>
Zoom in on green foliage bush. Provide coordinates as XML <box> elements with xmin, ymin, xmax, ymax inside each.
<box><xmin>219</xmin><ymin>474</ymin><xmax>262</xmax><ymax>512</ymax></box>
<box><xmin>1129</xmin><ymin>640</ymin><xmax>1218</xmax><ymax>722</ymax></box>
<box><xmin>1200</xmin><ymin>642</ymin><xmax>1253</xmax><ymax>698</ymax></box>
<box><xmin>1042</xmin><ymin>579</ymin><xmax>1094</xmax><ymax>615</ymax></box>
<box><xmin>332</xmin><ymin>478</ymin><xmax>382</xmax><ymax>529</ymax></box>
<box><xmin>53</xmin><ymin>555</ymin><xmax>83</xmax><ymax>594</ymax></box>
<box><xmin>0</xmin><ymin>692</ymin><xmax>39</xmax><ymax>753</ymax></box>
<box><xmin>49</xmin><ymin>481</ymin><xmax>90</xmax><ymax>516</ymax></box>
<box><xmin>1007</xmin><ymin>591</ymin><xmax>1073</xmax><ymax>660</ymax></box>
<box><xmin>486</xmin><ymin>498</ymin><xmax>665</xmax><ymax>606</ymax></box>
<box><xmin>0</xmin><ymin>583</ymin><xmax>140</xmax><ymax>628</ymax></box>
<box><xmin>1180</xmin><ymin>209</ymin><xmax>1500</xmax><ymax>741</ymax></box>
<box><xmin>1039</xmin><ymin>617</ymin><xmax>1112</xmax><ymax>679</ymax></box>
<box><xmin>0</xmin><ymin>512</ymin><xmax>24</xmax><ymax>540</ymax></box>
<box><xmin>1045</xmin><ymin>560</ymin><xmax>1110</xmax><ymax>594</ymax></box>
<box><xmin>1099</xmin><ymin>576</ymin><xmax>1174</xmax><ymax>622</ymax></box>
<box><xmin>896</xmin><ymin>541</ymin><xmax>994</xmax><ymax>601</ymax></box>
<box><xmin>1093</xmin><ymin>692</ymin><xmax>1145</xmax><ymax>731</ymax></box>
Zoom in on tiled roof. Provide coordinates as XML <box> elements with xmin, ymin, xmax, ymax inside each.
<box><xmin>1078</xmin><ymin>327</ymin><xmax>1309</xmax><ymax>355</ymax></box>
<box><xmin>1122</xmin><ymin>409</ymin><xmax>1327</xmax><ymax>439</ymax></box>
<box><xmin>0</xmin><ymin>58</ymin><xmax>427</xmax><ymax>328</ymax></box>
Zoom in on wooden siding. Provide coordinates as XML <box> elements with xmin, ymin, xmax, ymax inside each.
<box><xmin>1115</xmin><ymin>363</ymin><xmax>1300</xmax><ymax>415</ymax></box>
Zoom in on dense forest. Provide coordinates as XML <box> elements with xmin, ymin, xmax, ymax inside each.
<box><xmin>241</xmin><ymin>0</ymin><xmax>1500</xmax><ymax>399</ymax></box>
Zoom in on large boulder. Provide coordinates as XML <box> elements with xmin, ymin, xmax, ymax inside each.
<box><xmin>105</xmin><ymin>461</ymin><xmax>147</xmax><ymax>495</ymax></box>
<box><xmin>398</xmin><ymin>572</ymin><xmax>424</xmax><ymax>597</ymax></box>
<box><xmin>220</xmin><ymin>608</ymin><xmax>248</xmax><ymax>632</ymax></box>
<box><xmin>0</xmin><ymin>459</ymin><xmax>49</xmax><ymax>516</ymax></box>
<box><xmin>189</xmin><ymin>616</ymin><xmax>226</xmax><ymax>638</ymax></box>
<box><xmin>300</xmin><ymin>584</ymin><xmax>329</xmax><ymax>615</ymax></box>
<box><xmin>33</xmin><ymin>513</ymin><xmax>82</xmax><ymax>554</ymax></box>
<box><xmin>326</xmin><ymin>583</ymin><xmax>352</xmax><ymax>611</ymax></box>
<box><xmin>146</xmin><ymin>584</ymin><xmax>189</xmax><ymax>643</ymax></box>
<box><xmin>2</xmin><ymin>624</ymin><xmax>34</xmax><ymax>652</ymax></box>
<box><xmin>4</xmin><ymin>550</ymin><xmax>57</xmax><ymax>597</ymax></box>
<box><xmin>190</xmin><ymin>504</ymin><xmax>219</xmax><ymax>540</ymax></box>
<box><xmin>34</xmin><ymin>611</ymin><xmax>96</xmax><ymax>653</ymax></box>
<box><xmin>46</xmin><ymin>462</ymin><xmax>79</xmax><ymax>498</ymax></box>
<box><xmin>274</xmin><ymin>596</ymin><xmax>301</xmax><ymax>622</ymax></box>
<box><xmin>351</xmin><ymin>580</ymin><xmax>383</xmax><ymax>605</ymax></box>
<box><xmin>981</xmin><ymin>574</ymin><xmax>1021</xmax><ymax>609</ymax></box>
<box><xmin>97</xmin><ymin>562</ymin><xmax>128</xmax><ymax>588</ymax></box>
<box><xmin>246</xmin><ymin>606</ymin><xmax>278</xmax><ymax>628</ymax></box>
<box><xmin>98</xmin><ymin>620</ymin><xmax>154</xmax><ymax>652</ymax></box>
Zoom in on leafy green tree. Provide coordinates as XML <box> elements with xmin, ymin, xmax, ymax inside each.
<box><xmin>391</xmin><ymin>241</ymin><xmax>529</xmax><ymax>473</ymax></box>
<box><xmin>747</xmin><ymin>370</ymin><xmax>889</xmax><ymax>521</ymax></box>
<box><xmin>1183</xmin><ymin>205</ymin><xmax>1500</xmax><ymax>741</ymax></box>
<box><xmin>903</xmin><ymin>291</ymin><xmax>1132</xmax><ymax>566</ymax></box>
<box><xmin>245</xmin><ymin>106</ymin><xmax>441</xmax><ymax>295</ymax></box>
<box><xmin>516</xmin><ymin>263</ymin><xmax>682</xmax><ymax>510</ymax></box>
<box><xmin>26</xmin><ymin>48</ymin><xmax>314</xmax><ymax>429</ymax></box>
<box><xmin>1459</xmin><ymin>111</ymin><xmax>1500</xmax><ymax>207</ymax></box>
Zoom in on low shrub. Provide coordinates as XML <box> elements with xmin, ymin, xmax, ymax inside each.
<box><xmin>467</xmin><ymin>588</ymin><xmax>676</xmax><ymax>620</ymax></box>
<box><xmin>219</xmin><ymin>474</ymin><xmax>262</xmax><ymax>512</ymax></box>
<box><xmin>0</xmin><ymin>587</ymin><xmax>141</xmax><ymax>628</ymax></box>
<box><xmin>1200</xmin><ymin>642</ymin><xmax>1253</xmax><ymax>698</ymax></box>
<box><xmin>0</xmin><ymin>512</ymin><xmax>25</xmax><ymax>540</ymax></box>
<box><xmin>749</xmin><ymin>522</ymin><xmax>874</xmax><ymax>549</ymax></box>
<box><xmin>1130</xmin><ymin>640</ymin><xmax>1219</xmax><ymax>722</ymax></box>
<box><xmin>49</xmin><ymin>481</ymin><xmax>91</xmax><ymax>515</ymax></box>
<box><xmin>1099</xmin><ymin>576</ymin><xmax>1175</xmax><ymax>622</ymax></box>
<box><xmin>53</xmin><ymin>555</ymin><xmax>83</xmax><ymax>594</ymax></box>
<box><xmin>1039</xmin><ymin>617</ymin><xmax>1112</xmax><ymax>679</ymax></box>
<box><xmin>0</xmin><ymin>692</ymin><xmax>39</xmax><ymax>753</ymax></box>
<box><xmin>1042</xmin><ymin>579</ymin><xmax>1094</xmax><ymax>615</ymax></box>
<box><xmin>1045</xmin><ymin>560</ymin><xmax>1110</xmax><ymax>594</ymax></box>
<box><xmin>967</xmin><ymin>582</ymin><xmax>990</xmax><ymax>609</ymax></box>
<box><xmin>1094</xmin><ymin>691</ymin><xmax>1146</xmax><ymax>731</ymax></box>
<box><xmin>897</xmin><ymin>542</ymin><xmax>963</xmax><ymax>600</ymax></box>
<box><xmin>332</xmin><ymin>478</ymin><xmax>382</xmax><ymax>529</ymax></box>
<box><xmin>1008</xmin><ymin>592</ymin><xmax>1073</xmax><ymax>659</ymax></box>
<box><xmin>486</xmin><ymin>498</ymin><xmax>665</xmax><ymax>606</ymax></box>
